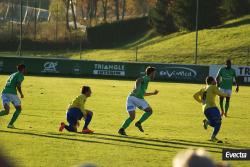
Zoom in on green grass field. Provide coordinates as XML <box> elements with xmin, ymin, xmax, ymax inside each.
<box><xmin>70</xmin><ymin>15</ymin><xmax>250</xmax><ymax>65</ymax></box>
<box><xmin>0</xmin><ymin>75</ymin><xmax>249</xmax><ymax>167</ymax></box>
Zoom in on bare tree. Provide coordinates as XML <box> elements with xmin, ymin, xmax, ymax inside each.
<box><xmin>121</xmin><ymin>0</ymin><xmax>126</xmax><ymax>19</ymax></box>
<box><xmin>63</xmin><ymin>0</ymin><xmax>77</xmax><ymax>30</ymax></box>
<box><xmin>63</xmin><ymin>0</ymin><xmax>70</xmax><ymax>30</ymax></box>
<box><xmin>114</xmin><ymin>0</ymin><xmax>119</xmax><ymax>20</ymax></box>
<box><xmin>70</xmin><ymin>0</ymin><xmax>77</xmax><ymax>29</ymax></box>
<box><xmin>101</xmin><ymin>0</ymin><xmax>108</xmax><ymax>22</ymax></box>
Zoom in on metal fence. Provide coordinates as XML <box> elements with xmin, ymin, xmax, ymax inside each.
<box><xmin>0</xmin><ymin>0</ymin><xmax>85</xmax><ymax>55</ymax></box>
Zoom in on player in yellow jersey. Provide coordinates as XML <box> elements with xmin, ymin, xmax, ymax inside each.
<box><xmin>59</xmin><ymin>86</ymin><xmax>94</xmax><ymax>134</ymax></box>
<box><xmin>193</xmin><ymin>76</ymin><xmax>229</xmax><ymax>143</ymax></box>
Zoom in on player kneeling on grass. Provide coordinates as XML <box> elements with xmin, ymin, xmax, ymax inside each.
<box><xmin>0</xmin><ymin>64</ymin><xmax>26</xmax><ymax>128</ymax></box>
<box><xmin>59</xmin><ymin>86</ymin><xmax>94</xmax><ymax>134</ymax></box>
<box><xmin>118</xmin><ymin>66</ymin><xmax>159</xmax><ymax>136</ymax></box>
<box><xmin>193</xmin><ymin>76</ymin><xmax>229</xmax><ymax>143</ymax></box>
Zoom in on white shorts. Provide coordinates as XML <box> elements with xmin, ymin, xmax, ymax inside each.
<box><xmin>219</xmin><ymin>88</ymin><xmax>232</xmax><ymax>97</ymax></box>
<box><xmin>1</xmin><ymin>93</ymin><xmax>21</xmax><ymax>107</ymax></box>
<box><xmin>126</xmin><ymin>96</ymin><xmax>149</xmax><ymax>112</ymax></box>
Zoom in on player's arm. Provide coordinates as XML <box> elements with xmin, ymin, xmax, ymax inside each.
<box><xmin>17</xmin><ymin>82</ymin><xmax>24</xmax><ymax>98</ymax></box>
<box><xmin>144</xmin><ymin>90</ymin><xmax>159</xmax><ymax>96</ymax></box>
<box><xmin>193</xmin><ymin>90</ymin><xmax>203</xmax><ymax>103</ymax></box>
<box><xmin>234</xmin><ymin>71</ymin><xmax>239</xmax><ymax>92</ymax></box>
<box><xmin>214</xmin><ymin>86</ymin><xmax>229</xmax><ymax>97</ymax></box>
<box><xmin>134</xmin><ymin>78</ymin><xmax>142</xmax><ymax>90</ymax></box>
<box><xmin>216</xmin><ymin>69</ymin><xmax>222</xmax><ymax>87</ymax></box>
<box><xmin>78</xmin><ymin>98</ymin><xmax>87</xmax><ymax>117</ymax></box>
<box><xmin>132</xmin><ymin>78</ymin><xmax>142</xmax><ymax>94</ymax></box>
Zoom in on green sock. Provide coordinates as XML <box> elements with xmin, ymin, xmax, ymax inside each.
<box><xmin>121</xmin><ymin>117</ymin><xmax>133</xmax><ymax>129</ymax></box>
<box><xmin>8</xmin><ymin>109</ymin><xmax>21</xmax><ymax>125</ymax></box>
<box><xmin>219</xmin><ymin>101</ymin><xmax>224</xmax><ymax>112</ymax></box>
<box><xmin>225</xmin><ymin>101</ymin><xmax>230</xmax><ymax>114</ymax></box>
<box><xmin>138</xmin><ymin>112</ymin><xmax>152</xmax><ymax>124</ymax></box>
<box><xmin>0</xmin><ymin>110</ymin><xmax>8</xmax><ymax>116</ymax></box>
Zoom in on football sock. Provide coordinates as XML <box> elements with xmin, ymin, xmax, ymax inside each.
<box><xmin>8</xmin><ymin>109</ymin><xmax>21</xmax><ymax>125</ymax></box>
<box><xmin>219</xmin><ymin>100</ymin><xmax>224</xmax><ymax>112</ymax></box>
<box><xmin>0</xmin><ymin>110</ymin><xmax>8</xmax><ymax>116</ymax></box>
<box><xmin>121</xmin><ymin>117</ymin><xmax>133</xmax><ymax>129</ymax></box>
<box><xmin>211</xmin><ymin>123</ymin><xmax>221</xmax><ymax>139</ymax></box>
<box><xmin>83</xmin><ymin>114</ymin><xmax>92</xmax><ymax>129</ymax></box>
<box><xmin>225</xmin><ymin>101</ymin><xmax>230</xmax><ymax>113</ymax></box>
<box><xmin>138</xmin><ymin>111</ymin><xmax>152</xmax><ymax>124</ymax></box>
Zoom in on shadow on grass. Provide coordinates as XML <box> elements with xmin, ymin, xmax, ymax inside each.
<box><xmin>217</xmin><ymin>18</ymin><xmax>250</xmax><ymax>29</ymax></box>
<box><xmin>49</xmin><ymin>132</ymin><xmax>226</xmax><ymax>153</ymax></box>
<box><xmin>90</xmin><ymin>132</ymin><xmax>249</xmax><ymax>150</ymax></box>
<box><xmin>2</xmin><ymin>130</ymin><xmax>247</xmax><ymax>154</ymax></box>
<box><xmin>0</xmin><ymin>129</ymin><xmax>171</xmax><ymax>153</ymax></box>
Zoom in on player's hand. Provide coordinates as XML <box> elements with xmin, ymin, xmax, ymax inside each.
<box><xmin>153</xmin><ymin>90</ymin><xmax>159</xmax><ymax>95</ymax></box>
<box><xmin>236</xmin><ymin>86</ymin><xmax>239</xmax><ymax>93</ymax></box>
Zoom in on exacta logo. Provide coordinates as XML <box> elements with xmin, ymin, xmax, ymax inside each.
<box><xmin>159</xmin><ymin>67</ymin><xmax>197</xmax><ymax>78</ymax></box>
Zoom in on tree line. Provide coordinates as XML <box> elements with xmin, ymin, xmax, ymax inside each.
<box><xmin>149</xmin><ymin>0</ymin><xmax>250</xmax><ymax>34</ymax></box>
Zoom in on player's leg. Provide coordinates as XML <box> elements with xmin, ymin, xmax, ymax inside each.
<box><xmin>119</xmin><ymin>110</ymin><xmax>135</xmax><ymax>135</ymax></box>
<box><xmin>82</xmin><ymin>109</ymin><xmax>94</xmax><ymax>134</ymax></box>
<box><xmin>62</xmin><ymin>109</ymin><xmax>78</xmax><ymax>132</ymax></box>
<box><xmin>118</xmin><ymin>96</ymin><xmax>136</xmax><ymax>135</ymax></box>
<box><xmin>8</xmin><ymin>95</ymin><xmax>22</xmax><ymax>128</ymax></box>
<box><xmin>135</xmin><ymin>107</ymin><xmax>152</xmax><ymax>132</ymax></box>
<box><xmin>65</xmin><ymin>114</ymin><xmax>77</xmax><ymax>132</ymax></box>
<box><xmin>0</xmin><ymin>94</ymin><xmax>10</xmax><ymax>116</ymax></box>
<box><xmin>210</xmin><ymin>109</ymin><xmax>222</xmax><ymax>142</ymax></box>
<box><xmin>219</xmin><ymin>96</ymin><xmax>225</xmax><ymax>116</ymax></box>
<box><xmin>205</xmin><ymin>108</ymin><xmax>222</xmax><ymax>142</ymax></box>
<box><xmin>225</xmin><ymin>97</ymin><xmax>230</xmax><ymax>117</ymax></box>
<box><xmin>135</xmin><ymin>99</ymin><xmax>152</xmax><ymax>132</ymax></box>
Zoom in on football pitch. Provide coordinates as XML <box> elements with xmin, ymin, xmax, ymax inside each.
<box><xmin>0</xmin><ymin>75</ymin><xmax>249</xmax><ymax>167</ymax></box>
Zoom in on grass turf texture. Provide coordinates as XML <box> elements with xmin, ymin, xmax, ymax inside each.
<box><xmin>0</xmin><ymin>75</ymin><xmax>249</xmax><ymax>167</ymax></box>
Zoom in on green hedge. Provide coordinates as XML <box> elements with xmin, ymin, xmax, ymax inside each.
<box><xmin>86</xmin><ymin>17</ymin><xmax>150</xmax><ymax>48</ymax></box>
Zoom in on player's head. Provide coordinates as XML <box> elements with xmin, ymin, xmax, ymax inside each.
<box><xmin>17</xmin><ymin>64</ymin><xmax>26</xmax><ymax>73</ymax></box>
<box><xmin>145</xmin><ymin>66</ymin><xmax>156</xmax><ymax>80</ymax></box>
<box><xmin>226</xmin><ymin>59</ymin><xmax>231</xmax><ymax>69</ymax></box>
<box><xmin>81</xmin><ymin>86</ymin><xmax>91</xmax><ymax>97</ymax></box>
<box><xmin>173</xmin><ymin>149</ymin><xmax>217</xmax><ymax>167</ymax></box>
<box><xmin>206</xmin><ymin>76</ymin><xmax>216</xmax><ymax>85</ymax></box>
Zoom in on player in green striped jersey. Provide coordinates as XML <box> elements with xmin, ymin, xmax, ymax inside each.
<box><xmin>216</xmin><ymin>59</ymin><xmax>239</xmax><ymax>117</ymax></box>
<box><xmin>118</xmin><ymin>66</ymin><xmax>159</xmax><ymax>136</ymax></box>
<box><xmin>0</xmin><ymin>64</ymin><xmax>26</xmax><ymax>128</ymax></box>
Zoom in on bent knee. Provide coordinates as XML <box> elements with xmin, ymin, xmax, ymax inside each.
<box><xmin>130</xmin><ymin>115</ymin><xmax>135</xmax><ymax>121</ymax></box>
<box><xmin>145</xmin><ymin>107</ymin><xmax>153</xmax><ymax>114</ymax></box>
<box><xmin>87</xmin><ymin>111</ymin><xmax>93</xmax><ymax>117</ymax></box>
<box><xmin>15</xmin><ymin>106</ymin><xmax>22</xmax><ymax>111</ymax></box>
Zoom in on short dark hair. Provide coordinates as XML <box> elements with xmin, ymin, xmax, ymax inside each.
<box><xmin>206</xmin><ymin>76</ymin><xmax>214</xmax><ymax>85</ymax></box>
<box><xmin>145</xmin><ymin>66</ymin><xmax>156</xmax><ymax>75</ymax></box>
<box><xmin>17</xmin><ymin>64</ymin><xmax>26</xmax><ymax>72</ymax></box>
<box><xmin>81</xmin><ymin>86</ymin><xmax>91</xmax><ymax>94</ymax></box>
<box><xmin>226</xmin><ymin>59</ymin><xmax>231</xmax><ymax>64</ymax></box>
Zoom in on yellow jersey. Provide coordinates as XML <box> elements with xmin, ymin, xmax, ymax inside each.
<box><xmin>68</xmin><ymin>94</ymin><xmax>87</xmax><ymax>116</ymax></box>
<box><xmin>193</xmin><ymin>85</ymin><xmax>228</xmax><ymax>111</ymax></box>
